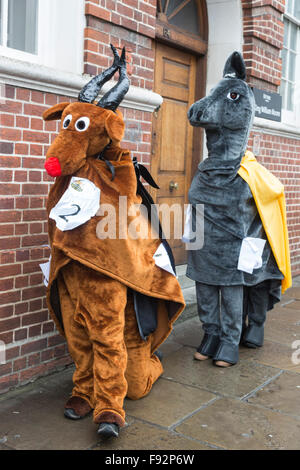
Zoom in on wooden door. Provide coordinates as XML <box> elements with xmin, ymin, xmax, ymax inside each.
<box><xmin>152</xmin><ymin>43</ymin><xmax>197</xmax><ymax>265</ymax></box>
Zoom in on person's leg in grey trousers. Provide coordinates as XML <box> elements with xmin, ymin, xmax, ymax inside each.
<box><xmin>195</xmin><ymin>282</ymin><xmax>243</xmax><ymax>366</ymax></box>
<box><xmin>220</xmin><ymin>285</ymin><xmax>244</xmax><ymax>347</ymax></box>
<box><xmin>242</xmin><ymin>284</ymin><xmax>269</xmax><ymax>348</ymax></box>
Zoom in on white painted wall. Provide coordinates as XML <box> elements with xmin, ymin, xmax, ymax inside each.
<box><xmin>38</xmin><ymin>0</ymin><xmax>85</xmax><ymax>74</ymax></box>
<box><xmin>205</xmin><ymin>0</ymin><xmax>243</xmax><ymax>94</ymax></box>
<box><xmin>0</xmin><ymin>0</ymin><xmax>85</xmax><ymax>75</ymax></box>
<box><xmin>201</xmin><ymin>0</ymin><xmax>243</xmax><ymax>157</ymax></box>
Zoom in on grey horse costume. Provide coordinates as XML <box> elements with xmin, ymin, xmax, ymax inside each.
<box><xmin>186</xmin><ymin>52</ymin><xmax>283</xmax><ymax>365</ymax></box>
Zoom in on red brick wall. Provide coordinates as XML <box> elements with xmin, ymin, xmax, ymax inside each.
<box><xmin>84</xmin><ymin>0</ymin><xmax>155</xmax><ymax>89</ymax></box>
<box><xmin>83</xmin><ymin>1</ymin><xmax>156</xmax><ymax>165</ymax></box>
<box><xmin>242</xmin><ymin>0</ymin><xmax>285</xmax><ymax>91</ymax></box>
<box><xmin>248</xmin><ymin>131</ymin><xmax>300</xmax><ymax>276</ymax></box>
<box><xmin>0</xmin><ymin>99</ymin><xmax>153</xmax><ymax>394</ymax></box>
<box><xmin>0</xmin><ymin>0</ymin><xmax>299</xmax><ymax>394</ymax></box>
<box><xmin>0</xmin><ymin>0</ymin><xmax>158</xmax><ymax>393</ymax></box>
<box><xmin>243</xmin><ymin>0</ymin><xmax>300</xmax><ymax>276</ymax></box>
<box><xmin>0</xmin><ymin>87</ymin><xmax>74</xmax><ymax>392</ymax></box>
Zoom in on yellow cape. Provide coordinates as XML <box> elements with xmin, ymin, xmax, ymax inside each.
<box><xmin>238</xmin><ymin>151</ymin><xmax>292</xmax><ymax>293</ymax></box>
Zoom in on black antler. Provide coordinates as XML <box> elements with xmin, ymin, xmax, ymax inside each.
<box><xmin>97</xmin><ymin>46</ymin><xmax>130</xmax><ymax>111</ymax></box>
<box><xmin>78</xmin><ymin>44</ymin><xmax>121</xmax><ymax>104</ymax></box>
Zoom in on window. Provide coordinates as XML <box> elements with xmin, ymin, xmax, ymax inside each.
<box><xmin>280</xmin><ymin>0</ymin><xmax>300</xmax><ymax>126</ymax></box>
<box><xmin>156</xmin><ymin>0</ymin><xmax>207</xmax><ymax>55</ymax></box>
<box><xmin>0</xmin><ymin>0</ymin><xmax>85</xmax><ymax>74</ymax></box>
<box><xmin>157</xmin><ymin>0</ymin><xmax>202</xmax><ymax>35</ymax></box>
<box><xmin>0</xmin><ymin>0</ymin><xmax>38</xmax><ymax>57</ymax></box>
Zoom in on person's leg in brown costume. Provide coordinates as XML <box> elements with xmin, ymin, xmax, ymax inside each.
<box><xmin>58</xmin><ymin>271</ymin><xmax>94</xmax><ymax>419</ymax></box>
<box><xmin>124</xmin><ymin>292</ymin><xmax>163</xmax><ymax>400</ymax></box>
<box><xmin>59</xmin><ymin>261</ymin><xmax>128</xmax><ymax>429</ymax></box>
<box><xmin>58</xmin><ymin>262</ymin><xmax>164</xmax><ymax>437</ymax></box>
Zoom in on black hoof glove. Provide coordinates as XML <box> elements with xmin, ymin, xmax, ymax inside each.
<box><xmin>242</xmin><ymin>324</ymin><xmax>264</xmax><ymax>348</ymax></box>
<box><xmin>196</xmin><ymin>333</ymin><xmax>220</xmax><ymax>358</ymax></box>
<box><xmin>154</xmin><ymin>349</ymin><xmax>163</xmax><ymax>361</ymax></box>
<box><xmin>97</xmin><ymin>422</ymin><xmax>119</xmax><ymax>438</ymax></box>
<box><xmin>213</xmin><ymin>341</ymin><xmax>239</xmax><ymax>366</ymax></box>
<box><xmin>64</xmin><ymin>408</ymin><xmax>82</xmax><ymax>420</ymax></box>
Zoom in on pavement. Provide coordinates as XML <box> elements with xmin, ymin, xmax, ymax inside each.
<box><xmin>0</xmin><ymin>273</ymin><xmax>300</xmax><ymax>451</ymax></box>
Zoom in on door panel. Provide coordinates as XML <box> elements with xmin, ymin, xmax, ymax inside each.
<box><xmin>160</xmin><ymin>100</ymin><xmax>187</xmax><ymax>172</ymax></box>
<box><xmin>152</xmin><ymin>43</ymin><xmax>196</xmax><ymax>264</ymax></box>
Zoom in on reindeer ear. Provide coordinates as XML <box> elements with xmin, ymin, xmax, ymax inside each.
<box><xmin>42</xmin><ymin>102</ymin><xmax>70</xmax><ymax>121</ymax></box>
<box><xmin>223</xmin><ymin>51</ymin><xmax>246</xmax><ymax>80</ymax></box>
<box><xmin>104</xmin><ymin>110</ymin><xmax>125</xmax><ymax>143</ymax></box>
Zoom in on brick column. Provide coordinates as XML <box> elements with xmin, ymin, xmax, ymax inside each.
<box><xmin>242</xmin><ymin>0</ymin><xmax>285</xmax><ymax>92</ymax></box>
<box><xmin>242</xmin><ymin>1</ymin><xmax>300</xmax><ymax>277</ymax></box>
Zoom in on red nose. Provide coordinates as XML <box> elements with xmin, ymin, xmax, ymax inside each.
<box><xmin>45</xmin><ymin>157</ymin><xmax>62</xmax><ymax>177</ymax></box>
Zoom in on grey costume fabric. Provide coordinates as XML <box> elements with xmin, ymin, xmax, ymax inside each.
<box><xmin>196</xmin><ymin>282</ymin><xmax>244</xmax><ymax>346</ymax></box>
<box><xmin>185</xmin><ymin>52</ymin><xmax>285</xmax><ymax>362</ymax></box>
<box><xmin>187</xmin><ymin>51</ymin><xmax>283</xmax><ymax>313</ymax></box>
<box><xmin>243</xmin><ymin>281</ymin><xmax>277</xmax><ymax>327</ymax></box>
<box><xmin>186</xmin><ymin>156</ymin><xmax>283</xmax><ymax>294</ymax></box>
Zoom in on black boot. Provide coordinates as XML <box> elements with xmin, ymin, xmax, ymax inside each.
<box><xmin>213</xmin><ymin>341</ymin><xmax>239</xmax><ymax>366</ymax></box>
<box><xmin>97</xmin><ymin>422</ymin><xmax>119</xmax><ymax>438</ymax></box>
<box><xmin>64</xmin><ymin>396</ymin><xmax>92</xmax><ymax>420</ymax></box>
<box><xmin>64</xmin><ymin>408</ymin><xmax>82</xmax><ymax>420</ymax></box>
<box><xmin>154</xmin><ymin>349</ymin><xmax>163</xmax><ymax>361</ymax></box>
<box><xmin>195</xmin><ymin>333</ymin><xmax>220</xmax><ymax>358</ymax></box>
<box><xmin>242</xmin><ymin>324</ymin><xmax>264</xmax><ymax>348</ymax></box>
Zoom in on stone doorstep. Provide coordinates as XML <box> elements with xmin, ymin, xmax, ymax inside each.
<box><xmin>176</xmin><ymin>264</ymin><xmax>197</xmax><ymax>324</ymax></box>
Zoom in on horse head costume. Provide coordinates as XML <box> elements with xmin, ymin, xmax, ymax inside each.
<box><xmin>186</xmin><ymin>51</ymin><xmax>291</xmax><ymax>367</ymax></box>
<box><xmin>188</xmin><ymin>51</ymin><xmax>255</xmax><ymax>161</ymax></box>
<box><xmin>43</xmin><ymin>45</ymin><xmax>185</xmax><ymax>438</ymax></box>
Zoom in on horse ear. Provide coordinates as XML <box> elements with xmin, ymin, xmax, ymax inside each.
<box><xmin>43</xmin><ymin>102</ymin><xmax>70</xmax><ymax>121</ymax></box>
<box><xmin>104</xmin><ymin>110</ymin><xmax>125</xmax><ymax>143</ymax></box>
<box><xmin>223</xmin><ymin>51</ymin><xmax>246</xmax><ymax>80</ymax></box>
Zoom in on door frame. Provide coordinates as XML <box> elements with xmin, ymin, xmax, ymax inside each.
<box><xmin>153</xmin><ymin>1</ymin><xmax>208</xmax><ymax>190</ymax></box>
<box><xmin>151</xmin><ymin>45</ymin><xmax>207</xmax><ymax>264</ymax></box>
<box><xmin>156</xmin><ymin>0</ymin><xmax>208</xmax><ymax>55</ymax></box>
<box><xmin>150</xmin><ymin>2</ymin><xmax>208</xmax><ymax>264</ymax></box>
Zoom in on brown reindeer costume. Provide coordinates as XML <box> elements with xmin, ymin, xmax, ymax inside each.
<box><xmin>43</xmin><ymin>46</ymin><xmax>185</xmax><ymax>438</ymax></box>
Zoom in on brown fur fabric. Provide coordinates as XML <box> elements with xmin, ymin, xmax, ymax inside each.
<box><xmin>43</xmin><ymin>104</ymin><xmax>185</xmax><ymax>427</ymax></box>
<box><xmin>94</xmin><ymin>411</ymin><xmax>125</xmax><ymax>428</ymax></box>
<box><xmin>47</xmin><ymin>147</ymin><xmax>185</xmax><ymax>350</ymax></box>
<box><xmin>65</xmin><ymin>396</ymin><xmax>92</xmax><ymax>417</ymax></box>
<box><xmin>58</xmin><ymin>261</ymin><xmax>164</xmax><ymax>425</ymax></box>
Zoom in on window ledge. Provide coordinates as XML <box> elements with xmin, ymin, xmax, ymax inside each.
<box><xmin>253</xmin><ymin>116</ymin><xmax>300</xmax><ymax>139</ymax></box>
<box><xmin>0</xmin><ymin>55</ymin><xmax>163</xmax><ymax>113</ymax></box>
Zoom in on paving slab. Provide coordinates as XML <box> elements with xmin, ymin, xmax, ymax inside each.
<box><xmin>239</xmin><ymin>341</ymin><xmax>300</xmax><ymax>373</ymax></box>
<box><xmin>0</xmin><ymin>370</ymin><xmax>98</xmax><ymax>450</ymax></box>
<box><xmin>162</xmin><ymin>346</ymin><xmax>280</xmax><ymax>399</ymax></box>
<box><xmin>0</xmin><ymin>276</ymin><xmax>299</xmax><ymax>450</ymax></box>
<box><xmin>246</xmin><ymin>371</ymin><xmax>300</xmax><ymax>418</ymax></box>
<box><xmin>284</xmin><ymin>300</ymin><xmax>300</xmax><ymax>310</ymax></box>
<box><xmin>125</xmin><ymin>377</ymin><xmax>216</xmax><ymax>428</ymax></box>
<box><xmin>281</xmin><ymin>286</ymin><xmax>300</xmax><ymax>300</ymax></box>
<box><xmin>94</xmin><ymin>420</ymin><xmax>213</xmax><ymax>451</ymax></box>
<box><xmin>175</xmin><ymin>397</ymin><xmax>300</xmax><ymax>450</ymax></box>
<box><xmin>0</xmin><ymin>443</ymin><xmax>12</xmax><ymax>450</ymax></box>
<box><xmin>264</xmin><ymin>308</ymin><xmax>300</xmax><ymax>346</ymax></box>
<box><xmin>158</xmin><ymin>338</ymin><xmax>184</xmax><ymax>358</ymax></box>
<box><xmin>166</xmin><ymin>316</ymin><xmax>203</xmax><ymax>349</ymax></box>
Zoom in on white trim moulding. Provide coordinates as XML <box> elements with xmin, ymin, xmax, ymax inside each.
<box><xmin>253</xmin><ymin>116</ymin><xmax>300</xmax><ymax>140</ymax></box>
<box><xmin>0</xmin><ymin>56</ymin><xmax>163</xmax><ymax>113</ymax></box>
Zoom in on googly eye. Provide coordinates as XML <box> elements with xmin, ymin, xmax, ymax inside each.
<box><xmin>63</xmin><ymin>114</ymin><xmax>72</xmax><ymax>129</ymax></box>
<box><xmin>227</xmin><ymin>92</ymin><xmax>240</xmax><ymax>101</ymax></box>
<box><xmin>75</xmin><ymin>117</ymin><xmax>90</xmax><ymax>132</ymax></box>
